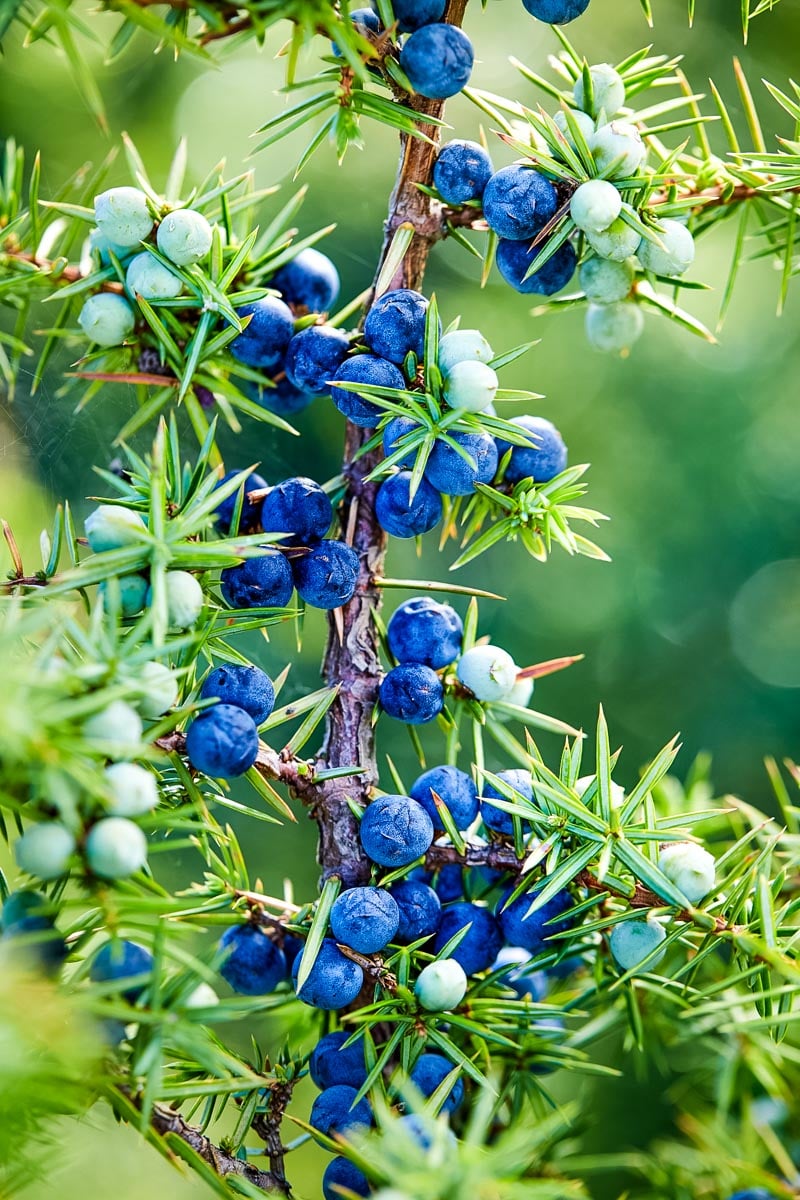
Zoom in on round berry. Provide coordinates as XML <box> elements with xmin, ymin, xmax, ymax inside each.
<box><xmin>579</xmin><ymin>255</ymin><xmax>635</xmax><ymax>303</ymax></box>
<box><xmin>94</xmin><ymin>186</ymin><xmax>153</xmax><ymax>248</ymax></box>
<box><xmin>78</xmin><ymin>294</ymin><xmax>136</xmax><ymax>347</ymax></box>
<box><xmin>589</xmin><ymin>121</ymin><xmax>646</xmax><ymax>178</ymax></box>
<box><xmin>409</xmin><ymin>1052</ymin><xmax>464</xmax><ymax>1113</ymax></box>
<box><xmin>364</xmin><ymin>289</ymin><xmax>430</xmax><ymax>364</ymax></box>
<box><xmin>433</xmin><ymin>902</ymin><xmax>502</xmax><ymax>976</ymax></box>
<box><xmin>104</xmin><ymin>762</ymin><xmax>160</xmax><ymax>817</ymax></box>
<box><xmin>657</xmin><ymin>841</ymin><xmax>716</xmax><ymax>905</ymax></box>
<box><xmin>359</xmin><ymin>794</ymin><xmax>435</xmax><ymax>868</ymax></box>
<box><xmin>330</xmin><ymin>886</ymin><xmax>400</xmax><ymax>954</ymax></box>
<box><xmin>437</xmin><ymin>328</ymin><xmax>494</xmax><ymax>376</ymax></box>
<box><xmin>292</xmin><ymin>938</ymin><xmax>364</xmax><ymax>1009</ymax></box>
<box><xmin>481</xmin><ymin>768</ymin><xmax>534</xmax><ymax>836</ymax></box>
<box><xmin>85</xmin><ymin>504</ymin><xmax>146</xmax><ymax>553</ymax></box>
<box><xmin>495</xmin><ymin>238</ymin><xmax>577</xmax><ymax>295</ymax></box>
<box><xmin>482</xmin><ymin>165</ymin><xmax>558</xmax><ymax>241</ymax></box>
<box><xmin>410</xmin><ymin>765</ymin><xmax>478</xmax><ymax>831</ymax></box>
<box><xmin>585</xmin><ymin>301</ymin><xmax>644</xmax><ymax>352</ymax></box>
<box><xmin>99</xmin><ymin>573</ymin><xmax>149</xmax><ymax>617</ymax></box>
<box><xmin>433</xmin><ymin>140</ymin><xmax>494</xmax><ymax>206</ymax></box>
<box><xmin>156</xmin><ymin>208</ymin><xmax>213</xmax><ymax>266</ymax></box>
<box><xmin>260</xmin><ymin>476</ymin><xmax>333</xmax><ymax>546</ymax></box>
<box><xmin>496</xmin><ymin>414</ymin><xmax>567</xmax><ymax>484</ymax></box>
<box><xmin>586</xmin><ymin>212</ymin><xmax>641</xmax><ymax>262</ymax></box>
<box><xmin>456</xmin><ymin>644</ymin><xmax>518</xmax><ymax>703</ymax></box>
<box><xmin>323</xmin><ymin>1158</ymin><xmax>370</xmax><ymax>1200</ymax></box>
<box><xmin>244</xmin><ymin>376</ymin><xmax>315</xmax><ymax>417</ymax></box>
<box><xmin>201</xmin><ymin>664</ymin><xmax>275</xmax><ymax>725</ymax></box>
<box><xmin>496</xmin><ymin>884</ymin><xmax>575</xmax><ymax>953</ymax></box>
<box><xmin>15</xmin><ymin>823</ymin><xmax>76</xmax><ymax>880</ymax></box>
<box><xmin>271</xmin><ymin>248</ymin><xmax>340</xmax><ymax>312</ymax></box>
<box><xmin>444</xmin><ymin>360</ymin><xmax>498</xmax><ymax>413</ymax></box>
<box><xmin>214</xmin><ymin>469</ymin><xmax>268</xmax><ymax>533</ymax></box>
<box><xmin>380</xmin><ymin>663</ymin><xmax>444</xmax><ymax>724</ymax></box>
<box><xmin>399</xmin><ymin>24</ymin><xmax>474</xmax><ymax>100</ymax></box>
<box><xmin>84</xmin><ymin>700</ymin><xmax>144</xmax><ymax>749</ymax></box>
<box><xmin>310</xmin><ymin>1085</ymin><xmax>372</xmax><ymax>1139</ymax></box>
<box><xmin>310</xmin><ymin>1030</ymin><xmax>369</xmax><ymax>1090</ymax></box>
<box><xmin>284</xmin><ymin>325</ymin><xmax>350</xmax><ymax>394</ymax></box>
<box><xmin>390</xmin><ymin>879</ymin><xmax>442</xmax><ymax>943</ymax></box>
<box><xmin>375</xmin><ymin>471</ymin><xmax>443</xmax><ymax>538</ymax></box>
<box><xmin>137</xmin><ymin>661</ymin><xmax>180</xmax><ymax>718</ymax></box>
<box><xmin>392</xmin><ymin>0</ymin><xmax>446</xmax><ymax>31</ymax></box>
<box><xmin>85</xmin><ymin>817</ymin><xmax>148</xmax><ymax>879</ymax></box>
<box><xmin>521</xmin><ymin>0</ymin><xmax>590</xmax><ymax>22</ymax></box>
<box><xmin>221</xmin><ymin>552</ymin><xmax>294</xmax><ymax>610</ymax></box>
<box><xmin>230</xmin><ymin>296</ymin><xmax>294</xmax><ymax>370</ymax></box>
<box><xmin>331</xmin><ymin>354</ymin><xmax>405</xmax><ymax>428</ymax></box>
<box><xmin>424</xmin><ymin>429</ymin><xmax>498</xmax><ymax>495</ymax></box>
<box><xmin>573</xmin><ymin>64</ymin><xmax>626</xmax><ymax>119</ymax></box>
<box><xmin>637</xmin><ymin>219</ymin><xmax>695</xmax><ymax>277</ymax></box>
<box><xmin>292</xmin><ymin>540</ymin><xmax>359</xmax><ymax>609</ymax></box>
<box><xmin>91</xmin><ymin>939</ymin><xmax>153</xmax><ymax>1002</ymax></box>
<box><xmin>218</xmin><ymin>924</ymin><xmax>287</xmax><ymax>994</ymax></box>
<box><xmin>570</xmin><ymin>179</ymin><xmax>622</xmax><ymax>234</ymax></box>
<box><xmin>553</xmin><ymin>107</ymin><xmax>596</xmax><ymax>147</ymax></box>
<box><xmin>186</xmin><ymin>704</ymin><xmax>260</xmax><ymax>778</ymax></box>
<box><xmin>382</xmin><ymin>415</ymin><xmax>420</xmax><ymax>468</ymax></box>
<box><xmin>609</xmin><ymin>917</ymin><xmax>667</xmax><ymax>972</ymax></box>
<box><xmin>126</xmin><ymin>251</ymin><xmax>183</xmax><ymax>301</ymax></box>
<box><xmin>492</xmin><ymin>946</ymin><xmax>548</xmax><ymax>1000</ymax></box>
<box><xmin>386</xmin><ymin>597</ymin><xmax>463</xmax><ymax>669</ymax></box>
<box><xmin>415</xmin><ymin>958</ymin><xmax>468</xmax><ymax>1010</ymax></box>
<box><xmin>153</xmin><ymin>570</ymin><xmax>203</xmax><ymax>628</ymax></box>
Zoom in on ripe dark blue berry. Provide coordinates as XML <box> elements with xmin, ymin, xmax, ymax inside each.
<box><xmin>292</xmin><ymin>938</ymin><xmax>364</xmax><ymax>1009</ymax></box>
<box><xmin>220</xmin><ymin>552</ymin><xmax>294</xmax><ymax>610</ymax></box>
<box><xmin>386</xmin><ymin>596</ymin><xmax>463</xmax><ymax>669</ymax></box>
<box><xmin>481</xmin><ymin>768</ymin><xmax>534</xmax><ymax>836</ymax></box>
<box><xmin>364</xmin><ymin>289</ymin><xmax>430</xmax><ymax>364</ymax></box>
<box><xmin>482</xmin><ymin>166</ymin><xmax>558</xmax><ymax>241</ymax></box>
<box><xmin>392</xmin><ymin>0</ymin><xmax>446</xmax><ymax>31</ymax></box>
<box><xmin>496</xmin><ymin>884</ymin><xmax>575</xmax><ymax>954</ymax></box>
<box><xmin>382</xmin><ymin>414</ymin><xmax>420</xmax><ymax>466</ymax></box>
<box><xmin>375</xmin><ymin>471</ymin><xmax>443</xmax><ymax>538</ymax></box>
<box><xmin>400</xmin><ymin>24</ymin><xmax>474</xmax><ymax>100</ymax></box>
<box><xmin>496</xmin><ymin>415</ymin><xmax>568</xmax><ymax>483</ymax></box>
<box><xmin>218</xmin><ymin>924</ymin><xmax>287</xmax><ymax>994</ymax></box>
<box><xmin>214</xmin><ymin>470</ymin><xmax>267</xmax><ymax>533</ymax></box>
<box><xmin>410</xmin><ymin>765</ymin><xmax>478</xmax><ymax>830</ymax></box>
<box><xmin>260</xmin><ymin>477</ymin><xmax>333</xmax><ymax>546</ymax></box>
<box><xmin>310</xmin><ymin>1085</ymin><xmax>372</xmax><ymax>1139</ymax></box>
<box><xmin>185</xmin><ymin>704</ymin><xmax>260</xmax><ymax>778</ymax></box>
<box><xmin>521</xmin><ymin>0</ymin><xmax>590</xmax><ymax>21</ymax></box>
<box><xmin>433</xmin><ymin>139</ymin><xmax>494</xmax><ymax>205</ymax></box>
<box><xmin>200</xmin><ymin>664</ymin><xmax>275</xmax><ymax>725</ymax></box>
<box><xmin>323</xmin><ymin>1158</ymin><xmax>370</xmax><ymax>1200</ymax></box>
<box><xmin>424</xmin><ymin>429</ymin><xmax>498</xmax><ymax>495</ymax></box>
<box><xmin>309</xmin><ymin>1030</ymin><xmax>370</xmax><ymax>1090</ymax></box>
<box><xmin>433</xmin><ymin>901</ymin><xmax>503</xmax><ymax>976</ymax></box>
<box><xmin>495</xmin><ymin>238</ymin><xmax>577</xmax><ymax>295</ymax></box>
<box><xmin>292</xmin><ymin>540</ymin><xmax>359</xmax><ymax>608</ymax></box>
<box><xmin>380</xmin><ymin>663</ymin><xmax>444</xmax><ymax>724</ymax></box>
<box><xmin>409</xmin><ymin>1051</ymin><xmax>464</xmax><ymax>1113</ymax></box>
<box><xmin>243</xmin><ymin>377</ymin><xmax>315</xmax><ymax>417</ymax></box>
<box><xmin>359</xmin><ymin>794</ymin><xmax>435</xmax><ymax>868</ymax></box>
<box><xmin>285</xmin><ymin>325</ymin><xmax>350</xmax><ymax>394</ymax></box>
<box><xmin>435</xmin><ymin>863</ymin><xmax>465</xmax><ymax>903</ymax></box>
<box><xmin>390</xmin><ymin>878</ymin><xmax>442</xmax><ymax>942</ymax></box>
<box><xmin>329</xmin><ymin>886</ymin><xmax>400</xmax><ymax>954</ymax></box>
<box><xmin>1</xmin><ymin>890</ymin><xmax>65</xmax><ymax>973</ymax></box>
<box><xmin>230</xmin><ymin>296</ymin><xmax>294</xmax><ymax>369</ymax></box>
<box><xmin>90</xmin><ymin>939</ymin><xmax>153</xmax><ymax>1003</ymax></box>
<box><xmin>271</xmin><ymin>248</ymin><xmax>340</xmax><ymax>313</ymax></box>
<box><xmin>331</xmin><ymin>354</ymin><xmax>405</xmax><ymax>427</ymax></box>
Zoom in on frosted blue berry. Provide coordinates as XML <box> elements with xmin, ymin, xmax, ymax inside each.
<box><xmin>387</xmin><ymin>597</ymin><xmax>463</xmax><ymax>669</ymax></box>
<box><xmin>481</xmin><ymin>768</ymin><xmax>533</xmax><ymax>836</ymax></box>
<box><xmin>220</xmin><ymin>552</ymin><xmax>294</xmax><ymax>610</ymax></box>
<box><xmin>285</xmin><ymin>324</ymin><xmax>350</xmax><ymax>394</ymax></box>
<box><xmin>637</xmin><ymin>219</ymin><xmax>695</xmax><ymax>276</ymax></box>
<box><xmin>260</xmin><ymin>477</ymin><xmax>333</xmax><ymax>546</ymax></box>
<box><xmin>364</xmin><ymin>289</ymin><xmax>431</xmax><ymax>364</ymax></box>
<box><xmin>84</xmin><ymin>701</ymin><xmax>144</xmax><ymax>749</ymax></box>
<box><xmin>399</xmin><ymin>24</ymin><xmax>474</xmax><ymax>100</ymax></box>
<box><xmin>521</xmin><ymin>0</ymin><xmax>590</xmax><ymax>22</ymax></box>
<box><xmin>375</xmin><ymin>471</ymin><xmax>443</xmax><ymax>538</ymax></box>
<box><xmin>323</xmin><ymin>1158</ymin><xmax>370</xmax><ymax>1200</ymax></box>
<box><xmin>94</xmin><ymin>186</ymin><xmax>153</xmax><ymax>248</ymax></box>
<box><xmin>573</xmin><ymin>64</ymin><xmax>626</xmax><ymax>119</ymax></box>
<box><xmin>1</xmin><ymin>890</ymin><xmax>65</xmax><ymax>972</ymax></box>
<box><xmin>496</xmin><ymin>414</ymin><xmax>567</xmax><ymax>484</ymax></box>
<box><xmin>292</xmin><ymin>540</ymin><xmax>359</xmax><ymax>608</ymax></box>
<box><xmin>200</xmin><ymin>663</ymin><xmax>275</xmax><ymax>725</ymax></box>
<box><xmin>85</xmin><ymin>817</ymin><xmax>148</xmax><ymax>879</ymax></box>
<box><xmin>585</xmin><ymin>301</ymin><xmax>644</xmax><ymax>352</ymax></box>
<box><xmin>482</xmin><ymin>165</ymin><xmax>558</xmax><ymax>241</ymax></box>
<box><xmin>437</xmin><ymin>328</ymin><xmax>494</xmax><ymax>377</ymax></box>
<box><xmin>382</xmin><ymin>415</ymin><xmax>420</xmax><ymax>467</ymax></box>
<box><xmin>78</xmin><ymin>293</ymin><xmax>136</xmax><ymax>347</ymax></box>
<box><xmin>330</xmin><ymin>886</ymin><xmax>400</xmax><ymax>954</ymax></box>
<box><xmin>410</xmin><ymin>765</ymin><xmax>478</xmax><ymax>831</ymax></box>
<box><xmin>99</xmin><ymin>573</ymin><xmax>149</xmax><ymax>617</ymax></box>
<box><xmin>570</xmin><ymin>179</ymin><xmax>622</xmax><ymax>234</ymax></box>
<box><xmin>415</xmin><ymin>958</ymin><xmax>468</xmax><ymax>1010</ymax></box>
<box><xmin>15</xmin><ymin>823</ymin><xmax>75</xmax><ymax>880</ymax></box>
<box><xmin>444</xmin><ymin>360</ymin><xmax>498</xmax><ymax>413</ymax></box>
<box><xmin>359</xmin><ymin>794</ymin><xmax>435</xmax><ymax>867</ymax></box>
<box><xmin>579</xmin><ymin>255</ymin><xmax>635</xmax><ymax>303</ymax></box>
<box><xmin>424</xmin><ymin>429</ymin><xmax>498</xmax><ymax>496</ymax></box>
<box><xmin>104</xmin><ymin>762</ymin><xmax>159</xmax><ymax>817</ymax></box>
<box><xmin>492</xmin><ymin>946</ymin><xmax>548</xmax><ymax>1000</ymax></box>
<box><xmin>390</xmin><ymin>878</ymin><xmax>441</xmax><ymax>942</ymax></box>
<box><xmin>332</xmin><ymin>6</ymin><xmax>382</xmax><ymax>54</ymax></box>
<box><xmin>311</xmin><ymin>1085</ymin><xmax>372</xmax><ymax>1139</ymax></box>
<box><xmin>332</xmin><ymin>353</ymin><xmax>405</xmax><ymax>427</ymax></box>
<box><xmin>292</xmin><ymin>938</ymin><xmax>364</xmax><ymax>1009</ymax></box>
<box><xmin>310</xmin><ymin>1030</ymin><xmax>369</xmax><ymax>1090</ymax></box>
<box><xmin>125</xmin><ymin>251</ymin><xmax>182</xmax><ymax>301</ymax></box>
<box><xmin>214</xmin><ymin>469</ymin><xmax>268</xmax><ymax>533</ymax></box>
<box><xmin>380</xmin><ymin>663</ymin><xmax>444</xmax><ymax>724</ymax></box>
<box><xmin>230</xmin><ymin>296</ymin><xmax>294</xmax><ymax>369</ymax></box>
<box><xmin>609</xmin><ymin>917</ymin><xmax>667</xmax><ymax>972</ymax></box>
<box><xmin>156</xmin><ymin>208</ymin><xmax>213</xmax><ymax>266</ymax></box>
<box><xmin>433</xmin><ymin>902</ymin><xmax>502</xmax><ymax>976</ymax></box>
<box><xmin>496</xmin><ymin>884</ymin><xmax>575</xmax><ymax>953</ymax></box>
<box><xmin>391</xmin><ymin>0</ymin><xmax>446</xmax><ymax>31</ymax></box>
<box><xmin>495</xmin><ymin>238</ymin><xmax>577</xmax><ymax>295</ymax></box>
<box><xmin>185</xmin><ymin>704</ymin><xmax>259</xmax><ymax>778</ymax></box>
<box><xmin>85</xmin><ymin>504</ymin><xmax>146</xmax><ymax>553</ymax></box>
<box><xmin>91</xmin><ymin>939</ymin><xmax>153</xmax><ymax>1002</ymax></box>
<box><xmin>590</xmin><ymin>121</ymin><xmax>646</xmax><ymax>178</ymax></box>
<box><xmin>153</xmin><ymin>570</ymin><xmax>204</xmax><ymax>628</ymax></box>
<box><xmin>244</xmin><ymin>377</ymin><xmax>315</xmax><ymax>417</ymax></box>
<box><xmin>271</xmin><ymin>247</ymin><xmax>340</xmax><ymax>312</ymax></box>
<box><xmin>218</xmin><ymin>924</ymin><xmax>287</xmax><ymax>994</ymax></box>
<box><xmin>409</xmin><ymin>1052</ymin><xmax>464</xmax><ymax>1113</ymax></box>
<box><xmin>657</xmin><ymin>841</ymin><xmax>715</xmax><ymax>905</ymax></box>
<box><xmin>456</xmin><ymin>644</ymin><xmax>518</xmax><ymax>702</ymax></box>
<box><xmin>726</xmin><ymin>1191</ymin><xmax>775</xmax><ymax>1200</ymax></box>
<box><xmin>433</xmin><ymin>140</ymin><xmax>494</xmax><ymax>206</ymax></box>
<box><xmin>434</xmin><ymin>863</ymin><xmax>464</xmax><ymax>903</ymax></box>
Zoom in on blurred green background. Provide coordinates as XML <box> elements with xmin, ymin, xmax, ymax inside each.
<box><xmin>1</xmin><ymin>1</ymin><xmax>799</xmax><ymax>1195</ymax></box>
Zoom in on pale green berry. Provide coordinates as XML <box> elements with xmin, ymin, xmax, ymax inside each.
<box><xmin>78</xmin><ymin>294</ymin><xmax>135</xmax><ymax>347</ymax></box>
<box><xmin>85</xmin><ymin>504</ymin><xmax>147</xmax><ymax>553</ymax></box>
<box><xmin>99</xmin><ymin>574</ymin><xmax>149</xmax><ymax>617</ymax></box>
<box><xmin>609</xmin><ymin>917</ymin><xmax>666</xmax><ymax>973</ymax></box>
<box><xmin>183</xmin><ymin>982</ymin><xmax>220</xmax><ymax>1008</ymax></box>
<box><xmin>575</xmin><ymin>774</ymin><xmax>625</xmax><ymax>807</ymax></box>
<box><xmin>15</xmin><ymin>822</ymin><xmax>76</xmax><ymax>880</ymax></box>
<box><xmin>438</xmin><ymin>329</ymin><xmax>494</xmax><ymax>376</ymax></box>
<box><xmin>89</xmin><ymin>227</ymin><xmax>134</xmax><ymax>266</ymax></box>
<box><xmin>590</xmin><ymin>121</ymin><xmax>646</xmax><ymax>178</ymax></box>
<box><xmin>456</xmin><ymin>644</ymin><xmax>518</xmax><ymax>703</ymax></box>
<box><xmin>103</xmin><ymin>762</ymin><xmax>159</xmax><ymax>817</ymax></box>
<box><xmin>125</xmin><ymin>251</ymin><xmax>183</xmax><ymax>301</ymax></box>
<box><xmin>137</xmin><ymin>661</ymin><xmax>179</xmax><ymax>719</ymax></box>
<box><xmin>94</xmin><ymin>186</ymin><xmax>153</xmax><ymax>248</ymax></box>
<box><xmin>444</xmin><ymin>360</ymin><xmax>499</xmax><ymax>413</ymax></box>
<box><xmin>84</xmin><ymin>700</ymin><xmax>144</xmax><ymax>749</ymax></box>
<box><xmin>148</xmin><ymin>571</ymin><xmax>204</xmax><ymax>629</ymax></box>
<box><xmin>657</xmin><ymin>841</ymin><xmax>716</xmax><ymax>905</ymax></box>
<box><xmin>85</xmin><ymin>817</ymin><xmax>148</xmax><ymax>879</ymax></box>
<box><xmin>156</xmin><ymin>209</ymin><xmax>214</xmax><ymax>267</ymax></box>
<box><xmin>553</xmin><ymin>108</ymin><xmax>596</xmax><ymax>148</ymax></box>
<box><xmin>415</xmin><ymin>958</ymin><xmax>468</xmax><ymax>1011</ymax></box>
<box><xmin>494</xmin><ymin>674</ymin><xmax>534</xmax><ymax>724</ymax></box>
<box><xmin>585</xmin><ymin>302</ymin><xmax>644</xmax><ymax>353</ymax></box>
<box><xmin>574</xmin><ymin>64</ymin><xmax>626</xmax><ymax>120</ymax></box>
<box><xmin>586</xmin><ymin>210</ymin><xmax>641</xmax><ymax>263</ymax></box>
<box><xmin>637</xmin><ymin>219</ymin><xmax>696</xmax><ymax>277</ymax></box>
<box><xmin>579</xmin><ymin>255</ymin><xmax>635</xmax><ymax>303</ymax></box>
<box><xmin>570</xmin><ymin>179</ymin><xmax>622</xmax><ymax>234</ymax></box>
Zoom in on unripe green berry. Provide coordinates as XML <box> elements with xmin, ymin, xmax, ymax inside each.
<box><xmin>89</xmin><ymin>227</ymin><xmax>134</xmax><ymax>266</ymax></box>
<box><xmin>156</xmin><ymin>209</ymin><xmax>214</xmax><ymax>266</ymax></box>
<box><xmin>494</xmin><ymin>674</ymin><xmax>534</xmax><ymax>724</ymax></box>
<box><xmin>103</xmin><ymin>762</ymin><xmax>159</xmax><ymax>817</ymax></box>
<box><xmin>126</xmin><ymin>251</ymin><xmax>183</xmax><ymax>301</ymax></box>
<box><xmin>444</xmin><ymin>360</ymin><xmax>499</xmax><ymax>413</ymax></box>
<box><xmin>415</xmin><ymin>958</ymin><xmax>468</xmax><ymax>1010</ymax></box>
<box><xmin>553</xmin><ymin>108</ymin><xmax>596</xmax><ymax>148</ymax></box>
<box><xmin>573</xmin><ymin>64</ymin><xmax>626</xmax><ymax>119</ymax></box>
<box><xmin>609</xmin><ymin>917</ymin><xmax>666</xmax><ymax>973</ymax></box>
<box><xmin>99</xmin><ymin>574</ymin><xmax>149</xmax><ymax>617</ymax></box>
<box><xmin>15</xmin><ymin>822</ymin><xmax>76</xmax><ymax>880</ymax></box>
<box><xmin>586</xmin><ymin>210</ymin><xmax>641</xmax><ymax>262</ymax></box>
<box><xmin>183</xmin><ymin>982</ymin><xmax>220</xmax><ymax>1008</ymax></box>
<box><xmin>579</xmin><ymin>255</ymin><xmax>635</xmax><ymax>303</ymax></box>
<box><xmin>78</xmin><ymin>294</ymin><xmax>135</xmax><ymax>347</ymax></box>
<box><xmin>657</xmin><ymin>841</ymin><xmax>715</xmax><ymax>904</ymax></box>
<box><xmin>85</xmin><ymin>817</ymin><xmax>148</xmax><ymax>879</ymax></box>
<box><xmin>84</xmin><ymin>700</ymin><xmax>144</xmax><ymax>749</ymax></box>
<box><xmin>457</xmin><ymin>644</ymin><xmax>518</xmax><ymax>703</ymax></box>
<box><xmin>570</xmin><ymin>179</ymin><xmax>622</xmax><ymax>234</ymax></box>
<box><xmin>585</xmin><ymin>302</ymin><xmax>644</xmax><ymax>353</ymax></box>
<box><xmin>85</xmin><ymin>505</ymin><xmax>147</xmax><ymax>553</ymax></box>
<box><xmin>148</xmin><ymin>571</ymin><xmax>204</xmax><ymax>629</ymax></box>
<box><xmin>94</xmin><ymin>186</ymin><xmax>153</xmax><ymax>249</ymax></box>
<box><xmin>137</xmin><ymin>661</ymin><xmax>180</xmax><ymax>719</ymax></box>
<box><xmin>576</xmin><ymin>774</ymin><xmax>625</xmax><ymax>806</ymax></box>
<box><xmin>637</xmin><ymin>219</ymin><xmax>696</xmax><ymax>277</ymax></box>
<box><xmin>590</xmin><ymin>121</ymin><xmax>646</xmax><ymax>178</ymax></box>
<box><xmin>438</xmin><ymin>328</ymin><xmax>494</xmax><ymax>375</ymax></box>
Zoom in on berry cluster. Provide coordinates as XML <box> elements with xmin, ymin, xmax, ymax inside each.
<box><xmin>185</xmin><ymin>662</ymin><xmax>276</xmax><ymax>780</ymax></box>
